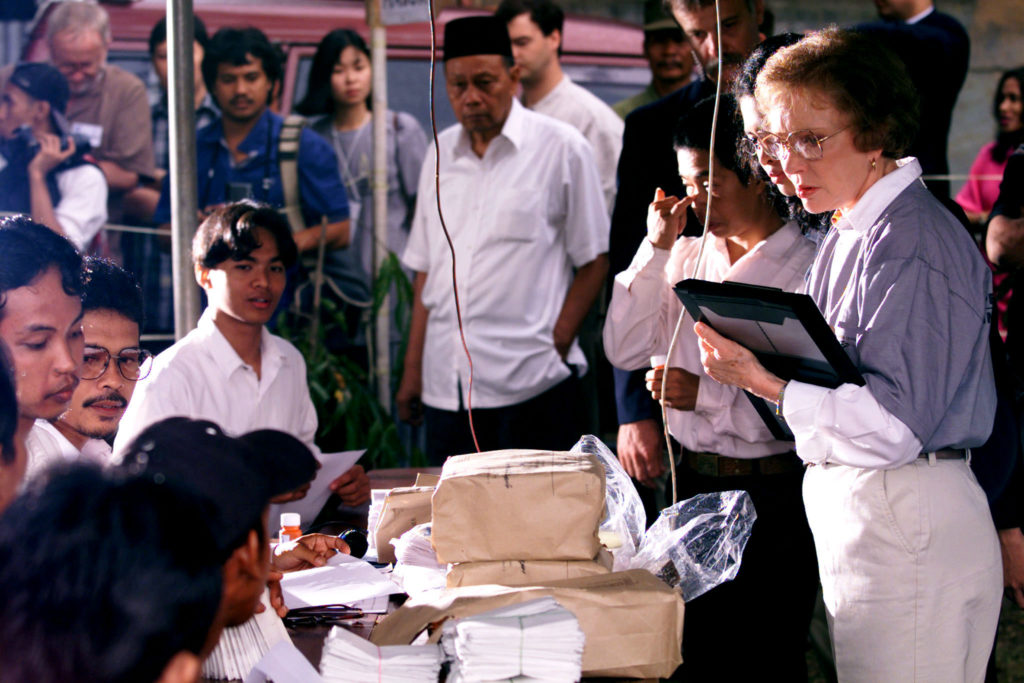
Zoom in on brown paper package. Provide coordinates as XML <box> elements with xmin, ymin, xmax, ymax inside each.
<box><xmin>370</xmin><ymin>569</ymin><xmax>684</xmax><ymax>679</ymax></box>
<box><xmin>373</xmin><ymin>486</ymin><xmax>434</xmax><ymax>564</ymax></box>
<box><xmin>446</xmin><ymin>549</ymin><xmax>614</xmax><ymax>588</ymax></box>
<box><xmin>431</xmin><ymin>449</ymin><xmax>606</xmax><ymax>563</ymax></box>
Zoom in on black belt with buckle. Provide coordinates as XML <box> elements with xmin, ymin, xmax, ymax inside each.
<box><xmin>918</xmin><ymin>448</ymin><xmax>966</xmax><ymax>460</ymax></box>
<box><xmin>685</xmin><ymin>449</ymin><xmax>804</xmax><ymax>477</ymax></box>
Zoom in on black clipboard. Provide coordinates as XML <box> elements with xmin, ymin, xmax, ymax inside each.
<box><xmin>674</xmin><ymin>278</ymin><xmax>864</xmax><ymax>441</ymax></box>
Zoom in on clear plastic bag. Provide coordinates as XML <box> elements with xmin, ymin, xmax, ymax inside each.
<box><xmin>570</xmin><ymin>435</ymin><xmax>647</xmax><ymax>571</ymax></box>
<box><xmin>630</xmin><ymin>490</ymin><xmax>756</xmax><ymax>602</ymax></box>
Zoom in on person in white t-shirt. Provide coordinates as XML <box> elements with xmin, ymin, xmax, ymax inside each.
<box><xmin>0</xmin><ymin>63</ymin><xmax>107</xmax><ymax>252</ymax></box>
<box><xmin>495</xmin><ymin>0</ymin><xmax>623</xmax><ymax>214</ymax></box>
<box><xmin>114</xmin><ymin>201</ymin><xmax>370</xmax><ymax>506</ymax></box>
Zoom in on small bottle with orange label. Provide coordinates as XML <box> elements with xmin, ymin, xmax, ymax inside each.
<box><xmin>279</xmin><ymin>513</ymin><xmax>301</xmax><ymax>543</ymax></box>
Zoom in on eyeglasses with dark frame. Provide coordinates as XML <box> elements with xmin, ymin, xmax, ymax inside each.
<box><xmin>757</xmin><ymin>126</ymin><xmax>850</xmax><ymax>161</ymax></box>
<box><xmin>79</xmin><ymin>346</ymin><xmax>153</xmax><ymax>382</ymax></box>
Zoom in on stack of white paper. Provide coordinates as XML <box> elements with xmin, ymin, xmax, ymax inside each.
<box><xmin>203</xmin><ymin>590</ymin><xmax>289</xmax><ymax>680</ymax></box>
<box><xmin>365</xmin><ymin>489</ymin><xmax>389</xmax><ymax>560</ymax></box>
<box><xmin>390</xmin><ymin>523</ymin><xmax>447</xmax><ymax>600</ymax></box>
<box><xmin>319</xmin><ymin>624</ymin><xmax>443</xmax><ymax>682</ymax></box>
<box><xmin>279</xmin><ymin>552</ymin><xmax>400</xmax><ymax>609</ymax></box>
<box><xmin>441</xmin><ymin>597</ymin><xmax>584</xmax><ymax>683</ymax></box>
<box><xmin>392</xmin><ymin>523</ymin><xmax>443</xmax><ymax>568</ymax></box>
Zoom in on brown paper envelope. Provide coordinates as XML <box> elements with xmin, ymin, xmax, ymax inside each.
<box><xmin>373</xmin><ymin>486</ymin><xmax>434</xmax><ymax>564</ymax></box>
<box><xmin>431</xmin><ymin>450</ymin><xmax>606</xmax><ymax>563</ymax></box>
<box><xmin>370</xmin><ymin>569</ymin><xmax>684</xmax><ymax>679</ymax></box>
<box><xmin>446</xmin><ymin>556</ymin><xmax>611</xmax><ymax>588</ymax></box>
<box><xmin>414</xmin><ymin>473</ymin><xmax>441</xmax><ymax>487</ymax></box>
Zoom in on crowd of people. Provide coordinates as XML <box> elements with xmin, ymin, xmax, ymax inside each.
<box><xmin>1</xmin><ymin>0</ymin><xmax>1024</xmax><ymax>680</ymax></box>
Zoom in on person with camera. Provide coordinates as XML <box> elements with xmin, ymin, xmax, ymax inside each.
<box><xmin>0</xmin><ymin>62</ymin><xmax>107</xmax><ymax>251</ymax></box>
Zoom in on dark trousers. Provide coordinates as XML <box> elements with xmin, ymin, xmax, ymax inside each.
<box><xmin>670</xmin><ymin>462</ymin><xmax>819</xmax><ymax>682</ymax></box>
<box><xmin>424</xmin><ymin>374</ymin><xmax>583</xmax><ymax>464</ymax></box>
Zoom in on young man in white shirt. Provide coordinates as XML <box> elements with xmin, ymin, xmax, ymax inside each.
<box><xmin>0</xmin><ymin>63</ymin><xmax>108</xmax><ymax>251</ymax></box>
<box><xmin>25</xmin><ymin>258</ymin><xmax>147</xmax><ymax>479</ymax></box>
<box><xmin>495</xmin><ymin>0</ymin><xmax>623</xmax><ymax>214</ymax></box>
<box><xmin>396</xmin><ymin>16</ymin><xmax>609</xmax><ymax>463</ymax></box>
<box><xmin>114</xmin><ymin>201</ymin><xmax>369</xmax><ymax>505</ymax></box>
<box><xmin>0</xmin><ymin>217</ymin><xmax>84</xmax><ymax>511</ymax></box>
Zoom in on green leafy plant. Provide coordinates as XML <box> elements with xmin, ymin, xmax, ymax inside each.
<box><xmin>277</xmin><ymin>252</ymin><xmax>426</xmax><ymax>470</ymax></box>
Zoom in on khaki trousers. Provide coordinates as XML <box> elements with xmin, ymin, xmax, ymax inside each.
<box><xmin>803</xmin><ymin>458</ymin><xmax>1002</xmax><ymax>682</ymax></box>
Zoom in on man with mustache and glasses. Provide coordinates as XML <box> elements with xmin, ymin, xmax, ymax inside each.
<box><xmin>24</xmin><ymin>258</ymin><xmax>146</xmax><ymax>480</ymax></box>
<box><xmin>152</xmin><ymin>27</ymin><xmax>351</xmax><ymax>280</ymax></box>
<box><xmin>0</xmin><ymin>216</ymin><xmax>84</xmax><ymax>505</ymax></box>
<box><xmin>608</xmin><ymin>0</ymin><xmax>764</xmax><ymax>501</ymax></box>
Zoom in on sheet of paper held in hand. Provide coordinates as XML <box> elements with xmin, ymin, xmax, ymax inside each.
<box><xmin>280</xmin><ymin>552</ymin><xmax>401</xmax><ymax>609</ymax></box>
<box><xmin>270</xmin><ymin>450</ymin><xmax>363</xmax><ymax>527</ymax></box>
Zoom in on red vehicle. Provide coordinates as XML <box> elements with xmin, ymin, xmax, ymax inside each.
<box><xmin>23</xmin><ymin>0</ymin><xmax>649</xmax><ymax>135</ymax></box>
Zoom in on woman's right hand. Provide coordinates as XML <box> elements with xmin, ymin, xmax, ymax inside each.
<box><xmin>695</xmin><ymin>322</ymin><xmax>785</xmax><ymax>401</ymax></box>
<box><xmin>647</xmin><ymin>188</ymin><xmax>693</xmax><ymax>250</ymax></box>
<box><xmin>645</xmin><ymin>365</ymin><xmax>700</xmax><ymax>410</ymax></box>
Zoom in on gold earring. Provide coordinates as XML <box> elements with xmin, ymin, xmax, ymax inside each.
<box><xmin>871</xmin><ymin>158</ymin><xmax>877</xmax><ymax>171</ymax></box>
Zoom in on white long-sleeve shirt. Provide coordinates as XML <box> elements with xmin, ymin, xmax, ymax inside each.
<box><xmin>112</xmin><ymin>308</ymin><xmax>318</xmax><ymax>458</ymax></box>
<box><xmin>604</xmin><ymin>221</ymin><xmax>815</xmax><ymax>458</ymax></box>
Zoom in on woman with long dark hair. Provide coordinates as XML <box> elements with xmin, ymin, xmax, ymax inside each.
<box><xmin>297</xmin><ymin>29</ymin><xmax>427</xmax><ymax>318</ymax></box>
<box><xmin>956</xmin><ymin>66</ymin><xmax>1024</xmax><ymax>228</ymax></box>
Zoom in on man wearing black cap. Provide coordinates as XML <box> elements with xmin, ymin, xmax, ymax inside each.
<box><xmin>396</xmin><ymin>15</ymin><xmax>609</xmax><ymax>462</ymax></box>
<box><xmin>119</xmin><ymin>418</ymin><xmax>347</xmax><ymax>637</ymax></box>
<box><xmin>0</xmin><ymin>62</ymin><xmax>108</xmax><ymax>251</ymax></box>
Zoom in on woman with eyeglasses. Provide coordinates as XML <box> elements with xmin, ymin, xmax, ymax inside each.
<box><xmin>603</xmin><ymin>94</ymin><xmax>819</xmax><ymax>680</ymax></box>
<box><xmin>695</xmin><ymin>28</ymin><xmax>1001</xmax><ymax>681</ymax></box>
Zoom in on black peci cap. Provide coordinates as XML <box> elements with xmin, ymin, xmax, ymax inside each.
<box><xmin>443</xmin><ymin>15</ymin><xmax>513</xmax><ymax>62</ymax></box>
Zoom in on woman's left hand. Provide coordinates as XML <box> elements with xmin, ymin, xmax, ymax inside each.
<box><xmin>694</xmin><ymin>322</ymin><xmax>785</xmax><ymax>401</ymax></box>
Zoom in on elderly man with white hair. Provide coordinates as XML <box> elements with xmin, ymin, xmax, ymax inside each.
<box><xmin>42</xmin><ymin>1</ymin><xmax>155</xmax><ymax>194</ymax></box>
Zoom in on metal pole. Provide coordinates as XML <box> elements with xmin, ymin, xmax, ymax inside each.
<box><xmin>167</xmin><ymin>0</ymin><xmax>201</xmax><ymax>339</ymax></box>
<box><xmin>368</xmin><ymin>0</ymin><xmax>391</xmax><ymax>409</ymax></box>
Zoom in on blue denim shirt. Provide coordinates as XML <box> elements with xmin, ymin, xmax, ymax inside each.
<box><xmin>154</xmin><ymin>108</ymin><xmax>349</xmax><ymax>226</ymax></box>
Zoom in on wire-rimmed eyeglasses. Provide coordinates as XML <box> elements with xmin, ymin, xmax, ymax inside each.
<box><xmin>79</xmin><ymin>346</ymin><xmax>153</xmax><ymax>382</ymax></box>
<box><xmin>756</xmin><ymin>126</ymin><xmax>850</xmax><ymax>161</ymax></box>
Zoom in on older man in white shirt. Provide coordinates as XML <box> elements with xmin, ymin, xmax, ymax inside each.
<box><xmin>395</xmin><ymin>16</ymin><xmax>609</xmax><ymax>463</ymax></box>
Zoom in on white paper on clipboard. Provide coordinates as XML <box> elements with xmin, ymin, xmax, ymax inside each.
<box><xmin>270</xmin><ymin>450</ymin><xmax>364</xmax><ymax>530</ymax></box>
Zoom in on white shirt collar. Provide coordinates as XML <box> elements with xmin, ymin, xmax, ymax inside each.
<box><xmin>454</xmin><ymin>97</ymin><xmax>526</xmax><ymax>159</ymax></box>
<box><xmin>33</xmin><ymin>419</ymin><xmax>112</xmax><ymax>463</ymax></box>
<box><xmin>905</xmin><ymin>5</ymin><xmax>935</xmax><ymax>23</ymax></box>
<box><xmin>835</xmin><ymin>157</ymin><xmax>922</xmax><ymax>233</ymax></box>
<box><xmin>195</xmin><ymin>307</ymin><xmax>287</xmax><ymax>379</ymax></box>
